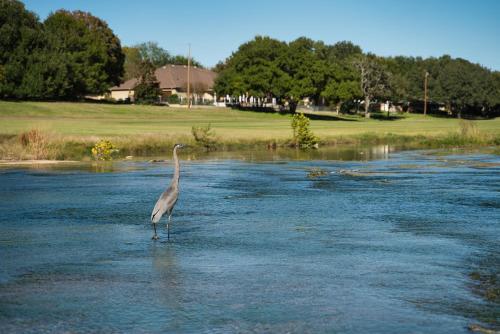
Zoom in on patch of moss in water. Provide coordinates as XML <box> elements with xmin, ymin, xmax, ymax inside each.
<box><xmin>306</xmin><ymin>168</ymin><xmax>329</xmax><ymax>178</ymax></box>
<box><xmin>294</xmin><ymin>226</ymin><xmax>314</xmax><ymax>232</ymax></box>
<box><xmin>469</xmin><ymin>271</ymin><xmax>500</xmax><ymax>302</ymax></box>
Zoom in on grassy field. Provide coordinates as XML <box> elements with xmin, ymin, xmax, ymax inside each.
<box><xmin>1</xmin><ymin>101</ymin><xmax>500</xmax><ymax>137</ymax></box>
<box><xmin>0</xmin><ymin>101</ymin><xmax>499</xmax><ymax>160</ymax></box>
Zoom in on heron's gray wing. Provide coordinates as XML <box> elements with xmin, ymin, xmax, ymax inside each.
<box><xmin>151</xmin><ymin>187</ymin><xmax>178</xmax><ymax>223</ymax></box>
<box><xmin>151</xmin><ymin>196</ymin><xmax>167</xmax><ymax>223</ymax></box>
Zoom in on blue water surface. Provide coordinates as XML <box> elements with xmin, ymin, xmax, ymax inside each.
<box><xmin>0</xmin><ymin>148</ymin><xmax>498</xmax><ymax>333</ymax></box>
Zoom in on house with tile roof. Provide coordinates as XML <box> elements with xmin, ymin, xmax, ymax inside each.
<box><xmin>110</xmin><ymin>64</ymin><xmax>217</xmax><ymax>103</ymax></box>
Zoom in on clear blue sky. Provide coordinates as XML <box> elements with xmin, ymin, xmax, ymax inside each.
<box><xmin>23</xmin><ymin>0</ymin><xmax>500</xmax><ymax>70</ymax></box>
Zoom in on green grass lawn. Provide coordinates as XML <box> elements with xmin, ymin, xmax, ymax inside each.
<box><xmin>1</xmin><ymin>101</ymin><xmax>499</xmax><ymax>141</ymax></box>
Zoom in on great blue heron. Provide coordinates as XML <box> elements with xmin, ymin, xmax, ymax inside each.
<box><xmin>151</xmin><ymin>144</ymin><xmax>184</xmax><ymax>240</ymax></box>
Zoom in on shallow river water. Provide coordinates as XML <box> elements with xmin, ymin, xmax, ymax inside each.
<box><xmin>0</xmin><ymin>147</ymin><xmax>499</xmax><ymax>333</ymax></box>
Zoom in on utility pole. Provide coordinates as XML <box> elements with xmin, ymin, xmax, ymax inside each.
<box><xmin>187</xmin><ymin>44</ymin><xmax>191</xmax><ymax>109</ymax></box>
<box><xmin>423</xmin><ymin>71</ymin><xmax>429</xmax><ymax>116</ymax></box>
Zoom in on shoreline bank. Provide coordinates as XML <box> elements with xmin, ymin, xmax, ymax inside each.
<box><xmin>1</xmin><ymin>132</ymin><xmax>498</xmax><ymax>162</ymax></box>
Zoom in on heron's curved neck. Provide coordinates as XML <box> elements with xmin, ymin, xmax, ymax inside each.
<box><xmin>170</xmin><ymin>147</ymin><xmax>180</xmax><ymax>188</ymax></box>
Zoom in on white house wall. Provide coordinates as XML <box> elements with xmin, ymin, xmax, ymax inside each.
<box><xmin>111</xmin><ymin>90</ymin><xmax>134</xmax><ymax>101</ymax></box>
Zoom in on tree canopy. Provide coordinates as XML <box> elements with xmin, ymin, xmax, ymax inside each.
<box><xmin>123</xmin><ymin>41</ymin><xmax>203</xmax><ymax>81</ymax></box>
<box><xmin>0</xmin><ymin>0</ymin><xmax>124</xmax><ymax>99</ymax></box>
<box><xmin>320</xmin><ymin>41</ymin><xmax>362</xmax><ymax>113</ymax></box>
<box><xmin>41</xmin><ymin>10</ymin><xmax>124</xmax><ymax>98</ymax></box>
<box><xmin>2</xmin><ymin>1</ymin><xmax>499</xmax><ymax>115</ymax></box>
<box><xmin>379</xmin><ymin>55</ymin><xmax>500</xmax><ymax>117</ymax></box>
<box><xmin>215</xmin><ymin>36</ymin><xmax>500</xmax><ymax>118</ymax></box>
<box><xmin>0</xmin><ymin>0</ymin><xmax>42</xmax><ymax>98</ymax></box>
<box><xmin>354</xmin><ymin>54</ymin><xmax>391</xmax><ymax>117</ymax></box>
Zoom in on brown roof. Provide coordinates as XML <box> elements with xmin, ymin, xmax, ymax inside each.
<box><xmin>111</xmin><ymin>65</ymin><xmax>217</xmax><ymax>91</ymax></box>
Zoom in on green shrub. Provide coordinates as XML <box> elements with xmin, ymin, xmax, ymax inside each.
<box><xmin>167</xmin><ymin>94</ymin><xmax>180</xmax><ymax>104</ymax></box>
<box><xmin>91</xmin><ymin>139</ymin><xmax>117</xmax><ymax>160</ymax></box>
<box><xmin>192</xmin><ymin>123</ymin><xmax>217</xmax><ymax>151</ymax></box>
<box><xmin>134</xmin><ymin>60</ymin><xmax>161</xmax><ymax>104</ymax></box>
<box><xmin>291</xmin><ymin>113</ymin><xmax>318</xmax><ymax>148</ymax></box>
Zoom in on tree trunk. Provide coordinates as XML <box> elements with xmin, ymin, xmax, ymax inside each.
<box><xmin>336</xmin><ymin>102</ymin><xmax>342</xmax><ymax>115</ymax></box>
<box><xmin>289</xmin><ymin>100</ymin><xmax>297</xmax><ymax>113</ymax></box>
<box><xmin>364</xmin><ymin>96</ymin><xmax>370</xmax><ymax>118</ymax></box>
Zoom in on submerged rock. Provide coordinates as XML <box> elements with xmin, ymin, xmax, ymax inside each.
<box><xmin>468</xmin><ymin>324</ymin><xmax>500</xmax><ymax>334</ymax></box>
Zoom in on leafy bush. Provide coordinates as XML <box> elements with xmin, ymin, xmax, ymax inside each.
<box><xmin>191</xmin><ymin>123</ymin><xmax>217</xmax><ymax>151</ymax></box>
<box><xmin>134</xmin><ymin>83</ymin><xmax>160</xmax><ymax>104</ymax></box>
<box><xmin>91</xmin><ymin>139</ymin><xmax>117</xmax><ymax>160</ymax></box>
<box><xmin>291</xmin><ymin>113</ymin><xmax>318</xmax><ymax>148</ymax></box>
<box><xmin>167</xmin><ymin>94</ymin><xmax>180</xmax><ymax>104</ymax></box>
<box><xmin>134</xmin><ymin>60</ymin><xmax>161</xmax><ymax>104</ymax></box>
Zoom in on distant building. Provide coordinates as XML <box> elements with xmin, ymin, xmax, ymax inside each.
<box><xmin>110</xmin><ymin>64</ymin><xmax>217</xmax><ymax>103</ymax></box>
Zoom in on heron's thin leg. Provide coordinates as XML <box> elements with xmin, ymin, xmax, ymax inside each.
<box><xmin>152</xmin><ymin>223</ymin><xmax>158</xmax><ymax>240</ymax></box>
<box><xmin>167</xmin><ymin>215</ymin><xmax>171</xmax><ymax>240</ymax></box>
